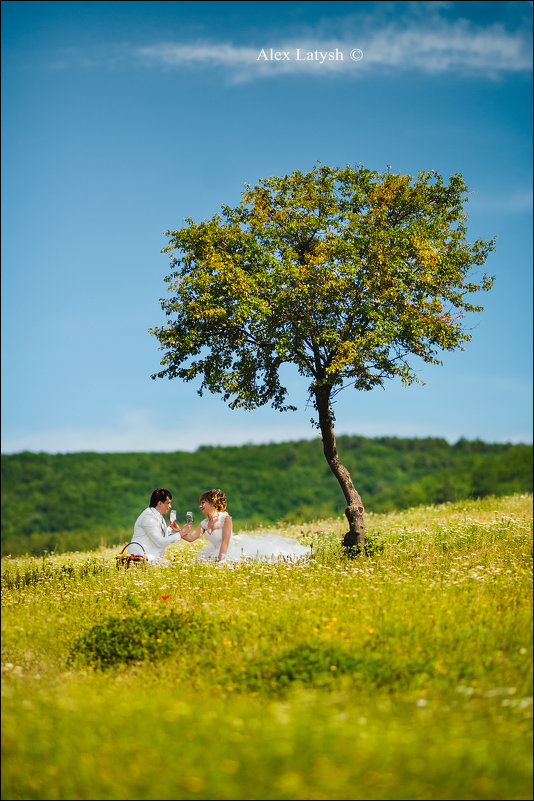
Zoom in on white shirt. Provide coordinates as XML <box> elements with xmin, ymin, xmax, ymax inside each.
<box><xmin>128</xmin><ymin>507</ymin><xmax>181</xmax><ymax>563</ymax></box>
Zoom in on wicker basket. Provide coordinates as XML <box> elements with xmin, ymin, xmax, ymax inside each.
<box><xmin>116</xmin><ymin>542</ymin><xmax>147</xmax><ymax>570</ymax></box>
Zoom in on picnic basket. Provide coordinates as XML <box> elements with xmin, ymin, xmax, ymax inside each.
<box><xmin>116</xmin><ymin>542</ymin><xmax>147</xmax><ymax>570</ymax></box>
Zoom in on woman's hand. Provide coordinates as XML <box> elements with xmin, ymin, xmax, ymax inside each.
<box><xmin>181</xmin><ymin>523</ymin><xmax>202</xmax><ymax>542</ymax></box>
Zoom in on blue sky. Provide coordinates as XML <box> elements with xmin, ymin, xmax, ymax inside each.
<box><xmin>1</xmin><ymin>0</ymin><xmax>532</xmax><ymax>454</ymax></box>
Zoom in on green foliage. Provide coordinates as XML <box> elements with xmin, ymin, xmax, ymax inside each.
<box><xmin>245</xmin><ymin>642</ymin><xmax>362</xmax><ymax>691</ymax></box>
<box><xmin>68</xmin><ymin>610</ymin><xmax>212</xmax><ymax>669</ymax></box>
<box><xmin>239</xmin><ymin>640</ymin><xmax>455</xmax><ymax>695</ymax></box>
<box><xmin>151</xmin><ymin>164</ymin><xmax>494</xmax><ymax>411</ymax></box>
<box><xmin>2</xmin><ymin>437</ymin><xmax>532</xmax><ymax>555</ymax></box>
<box><xmin>241</xmin><ymin>642</ymin><xmax>418</xmax><ymax>693</ymax></box>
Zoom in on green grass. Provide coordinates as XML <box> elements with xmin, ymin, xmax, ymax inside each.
<box><xmin>2</xmin><ymin>494</ymin><xmax>532</xmax><ymax>800</ymax></box>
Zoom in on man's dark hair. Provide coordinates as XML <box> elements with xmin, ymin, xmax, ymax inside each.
<box><xmin>149</xmin><ymin>488</ymin><xmax>172</xmax><ymax>507</ymax></box>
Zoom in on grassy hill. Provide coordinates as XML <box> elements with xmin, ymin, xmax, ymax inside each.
<box><xmin>1</xmin><ymin>493</ymin><xmax>532</xmax><ymax>800</ymax></box>
<box><xmin>1</xmin><ymin>435</ymin><xmax>532</xmax><ymax>556</ymax></box>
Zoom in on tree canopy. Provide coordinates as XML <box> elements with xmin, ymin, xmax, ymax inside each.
<box><xmin>152</xmin><ymin>164</ymin><xmax>494</xmax><ymax>407</ymax></box>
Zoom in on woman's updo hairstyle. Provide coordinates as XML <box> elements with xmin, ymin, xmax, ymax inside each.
<box><xmin>199</xmin><ymin>489</ymin><xmax>227</xmax><ymax>512</ymax></box>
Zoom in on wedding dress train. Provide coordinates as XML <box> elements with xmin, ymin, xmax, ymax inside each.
<box><xmin>195</xmin><ymin>512</ymin><xmax>311</xmax><ymax>563</ymax></box>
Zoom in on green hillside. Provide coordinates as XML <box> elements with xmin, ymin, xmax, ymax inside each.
<box><xmin>1</xmin><ymin>435</ymin><xmax>532</xmax><ymax>556</ymax></box>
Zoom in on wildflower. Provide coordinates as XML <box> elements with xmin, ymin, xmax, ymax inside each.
<box><xmin>161</xmin><ymin>595</ymin><xmax>169</xmax><ymax>600</ymax></box>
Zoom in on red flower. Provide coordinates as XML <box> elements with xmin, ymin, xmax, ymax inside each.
<box><xmin>161</xmin><ymin>595</ymin><xmax>170</xmax><ymax>600</ymax></box>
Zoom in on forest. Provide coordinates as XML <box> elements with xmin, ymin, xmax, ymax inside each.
<box><xmin>1</xmin><ymin>435</ymin><xmax>532</xmax><ymax>556</ymax></box>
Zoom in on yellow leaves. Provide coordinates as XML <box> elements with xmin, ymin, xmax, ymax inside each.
<box><xmin>328</xmin><ymin>342</ymin><xmax>359</xmax><ymax>375</ymax></box>
<box><xmin>184</xmin><ymin>298</ymin><xmax>228</xmax><ymax>327</ymax></box>
<box><xmin>412</xmin><ymin>233</ymin><xmax>440</xmax><ymax>271</ymax></box>
<box><xmin>207</xmin><ymin>251</ymin><xmax>233</xmax><ymax>274</ymax></box>
<box><xmin>367</xmin><ymin>173</ymin><xmax>412</xmax><ymax>218</ymax></box>
<box><xmin>199</xmin><ymin>307</ymin><xmax>227</xmax><ymax>322</ymax></box>
<box><xmin>328</xmin><ymin>339</ymin><xmax>373</xmax><ymax>376</ymax></box>
<box><xmin>245</xmin><ymin>187</ymin><xmax>273</xmax><ymax>225</ymax></box>
<box><xmin>369</xmin><ymin>183</ymin><xmax>395</xmax><ymax>207</ymax></box>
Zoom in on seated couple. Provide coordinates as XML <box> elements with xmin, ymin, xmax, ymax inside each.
<box><xmin>127</xmin><ymin>487</ymin><xmax>311</xmax><ymax>566</ymax></box>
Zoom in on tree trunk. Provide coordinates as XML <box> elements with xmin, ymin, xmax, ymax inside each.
<box><xmin>314</xmin><ymin>385</ymin><xmax>365</xmax><ymax>555</ymax></box>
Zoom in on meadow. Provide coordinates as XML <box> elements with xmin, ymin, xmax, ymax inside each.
<box><xmin>1</xmin><ymin>493</ymin><xmax>532</xmax><ymax>800</ymax></box>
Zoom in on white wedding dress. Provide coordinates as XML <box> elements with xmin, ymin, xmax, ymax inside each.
<box><xmin>196</xmin><ymin>512</ymin><xmax>311</xmax><ymax>563</ymax></box>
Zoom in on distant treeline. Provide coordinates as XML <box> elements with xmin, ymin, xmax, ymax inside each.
<box><xmin>1</xmin><ymin>436</ymin><xmax>532</xmax><ymax>556</ymax></box>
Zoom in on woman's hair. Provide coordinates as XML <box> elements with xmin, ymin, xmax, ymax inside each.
<box><xmin>199</xmin><ymin>489</ymin><xmax>227</xmax><ymax>512</ymax></box>
<box><xmin>149</xmin><ymin>488</ymin><xmax>172</xmax><ymax>508</ymax></box>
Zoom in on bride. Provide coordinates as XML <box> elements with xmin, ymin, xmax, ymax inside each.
<box><xmin>180</xmin><ymin>489</ymin><xmax>311</xmax><ymax>563</ymax></box>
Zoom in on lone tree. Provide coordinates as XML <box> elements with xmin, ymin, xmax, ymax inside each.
<box><xmin>150</xmin><ymin>165</ymin><xmax>494</xmax><ymax>552</ymax></box>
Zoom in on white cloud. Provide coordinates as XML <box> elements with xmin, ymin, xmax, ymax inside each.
<box><xmin>46</xmin><ymin>6</ymin><xmax>531</xmax><ymax>83</ymax></box>
<box><xmin>135</xmin><ymin>42</ymin><xmax>258</xmax><ymax>69</ymax></box>
<box><xmin>130</xmin><ymin>15</ymin><xmax>532</xmax><ymax>82</ymax></box>
<box><xmin>357</xmin><ymin>19</ymin><xmax>531</xmax><ymax>75</ymax></box>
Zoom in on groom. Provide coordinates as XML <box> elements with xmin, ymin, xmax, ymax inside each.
<box><xmin>127</xmin><ymin>488</ymin><xmax>192</xmax><ymax>565</ymax></box>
